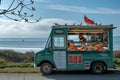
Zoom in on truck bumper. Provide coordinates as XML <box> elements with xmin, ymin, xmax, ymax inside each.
<box><xmin>34</xmin><ymin>63</ymin><xmax>37</xmax><ymax>68</ymax></box>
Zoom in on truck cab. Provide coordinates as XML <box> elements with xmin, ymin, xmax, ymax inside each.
<box><xmin>34</xmin><ymin>24</ymin><xmax>116</xmax><ymax>75</ymax></box>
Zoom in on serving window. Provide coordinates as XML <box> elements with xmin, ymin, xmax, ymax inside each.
<box><xmin>68</xmin><ymin>28</ymin><xmax>109</xmax><ymax>51</ymax></box>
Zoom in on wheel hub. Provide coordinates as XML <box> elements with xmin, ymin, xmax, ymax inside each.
<box><xmin>43</xmin><ymin>65</ymin><xmax>50</xmax><ymax>72</ymax></box>
<box><xmin>95</xmin><ymin>65</ymin><xmax>102</xmax><ymax>72</ymax></box>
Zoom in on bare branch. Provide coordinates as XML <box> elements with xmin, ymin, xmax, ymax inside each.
<box><xmin>0</xmin><ymin>0</ymin><xmax>1</xmax><ymax>4</ymax></box>
<box><xmin>30</xmin><ymin>0</ymin><xmax>34</xmax><ymax>4</ymax></box>
<box><xmin>4</xmin><ymin>14</ymin><xmax>19</xmax><ymax>21</ymax></box>
<box><xmin>0</xmin><ymin>0</ymin><xmax>41</xmax><ymax>23</ymax></box>
<box><xmin>7</xmin><ymin>0</ymin><xmax>16</xmax><ymax>11</ymax></box>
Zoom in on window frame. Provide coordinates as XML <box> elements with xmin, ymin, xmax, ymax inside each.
<box><xmin>53</xmin><ymin>35</ymin><xmax>66</xmax><ymax>49</ymax></box>
<box><xmin>45</xmin><ymin>36</ymin><xmax>51</xmax><ymax>49</ymax></box>
<box><xmin>67</xmin><ymin>29</ymin><xmax>109</xmax><ymax>51</ymax></box>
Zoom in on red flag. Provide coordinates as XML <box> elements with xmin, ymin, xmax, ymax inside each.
<box><xmin>84</xmin><ymin>15</ymin><xmax>95</xmax><ymax>25</ymax></box>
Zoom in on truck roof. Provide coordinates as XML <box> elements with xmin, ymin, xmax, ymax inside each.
<box><xmin>52</xmin><ymin>24</ymin><xmax>116</xmax><ymax>29</ymax></box>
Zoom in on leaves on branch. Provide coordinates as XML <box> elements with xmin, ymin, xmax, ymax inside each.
<box><xmin>14</xmin><ymin>19</ymin><xmax>19</xmax><ymax>21</ymax></box>
<box><xmin>18</xmin><ymin>10</ymin><xmax>20</xmax><ymax>14</ymax></box>
<box><xmin>36</xmin><ymin>17</ymin><xmax>41</xmax><ymax>22</ymax></box>
<box><xmin>30</xmin><ymin>0</ymin><xmax>34</xmax><ymax>4</ymax></box>
<box><xmin>24</xmin><ymin>12</ymin><xmax>27</xmax><ymax>15</ymax></box>
<box><xmin>30</xmin><ymin>14</ymin><xmax>33</xmax><ymax>17</ymax></box>
<box><xmin>25</xmin><ymin>18</ymin><xmax>28</xmax><ymax>22</ymax></box>
<box><xmin>11</xmin><ymin>11</ymin><xmax>15</xmax><ymax>14</ymax></box>
<box><xmin>31</xmin><ymin>6</ymin><xmax>35</xmax><ymax>11</ymax></box>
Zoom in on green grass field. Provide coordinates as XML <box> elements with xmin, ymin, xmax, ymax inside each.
<box><xmin>0</xmin><ymin>68</ymin><xmax>40</xmax><ymax>73</ymax></box>
<box><xmin>0</xmin><ymin>63</ymin><xmax>34</xmax><ymax>68</ymax></box>
<box><xmin>0</xmin><ymin>62</ymin><xmax>40</xmax><ymax>73</ymax></box>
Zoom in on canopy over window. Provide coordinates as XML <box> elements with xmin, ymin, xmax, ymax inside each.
<box><xmin>68</xmin><ymin>28</ymin><xmax>107</xmax><ymax>34</ymax></box>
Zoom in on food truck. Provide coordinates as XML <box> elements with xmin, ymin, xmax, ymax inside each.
<box><xmin>34</xmin><ymin>24</ymin><xmax>116</xmax><ymax>75</ymax></box>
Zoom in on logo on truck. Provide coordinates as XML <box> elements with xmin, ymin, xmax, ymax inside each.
<box><xmin>68</xmin><ymin>54</ymin><xmax>82</xmax><ymax>64</ymax></box>
<box><xmin>55</xmin><ymin>30</ymin><xmax>64</xmax><ymax>34</ymax></box>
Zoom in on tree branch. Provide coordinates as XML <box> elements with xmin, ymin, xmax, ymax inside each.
<box><xmin>0</xmin><ymin>0</ymin><xmax>41</xmax><ymax>23</ymax></box>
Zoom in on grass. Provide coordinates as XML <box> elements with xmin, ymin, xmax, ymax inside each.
<box><xmin>0</xmin><ymin>68</ymin><xmax>40</xmax><ymax>73</ymax></box>
<box><xmin>0</xmin><ymin>67</ymin><xmax>120</xmax><ymax>73</ymax></box>
<box><xmin>0</xmin><ymin>63</ymin><xmax>34</xmax><ymax>68</ymax></box>
<box><xmin>0</xmin><ymin>62</ymin><xmax>41</xmax><ymax>73</ymax></box>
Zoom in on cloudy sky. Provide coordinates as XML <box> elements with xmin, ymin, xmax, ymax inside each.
<box><xmin>0</xmin><ymin>0</ymin><xmax>120</xmax><ymax>38</ymax></box>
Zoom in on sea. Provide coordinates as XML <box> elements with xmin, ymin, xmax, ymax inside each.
<box><xmin>0</xmin><ymin>37</ymin><xmax>120</xmax><ymax>53</ymax></box>
<box><xmin>0</xmin><ymin>38</ymin><xmax>47</xmax><ymax>53</ymax></box>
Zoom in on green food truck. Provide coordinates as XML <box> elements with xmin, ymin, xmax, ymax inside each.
<box><xmin>34</xmin><ymin>24</ymin><xmax>116</xmax><ymax>75</ymax></box>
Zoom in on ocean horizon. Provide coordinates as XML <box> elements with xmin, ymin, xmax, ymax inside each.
<box><xmin>0</xmin><ymin>38</ymin><xmax>46</xmax><ymax>53</ymax></box>
<box><xmin>0</xmin><ymin>37</ymin><xmax>120</xmax><ymax>53</ymax></box>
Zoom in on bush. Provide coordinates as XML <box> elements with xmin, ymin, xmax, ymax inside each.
<box><xmin>0</xmin><ymin>57</ymin><xmax>5</xmax><ymax>64</ymax></box>
<box><xmin>0</xmin><ymin>63</ymin><xmax>34</xmax><ymax>68</ymax></box>
<box><xmin>114</xmin><ymin>58</ymin><xmax>120</xmax><ymax>67</ymax></box>
<box><xmin>0</xmin><ymin>50</ymin><xmax>34</xmax><ymax>63</ymax></box>
<box><xmin>114</xmin><ymin>50</ymin><xmax>120</xmax><ymax>58</ymax></box>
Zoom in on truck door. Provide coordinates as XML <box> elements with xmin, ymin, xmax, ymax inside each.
<box><xmin>53</xmin><ymin>35</ymin><xmax>66</xmax><ymax>69</ymax></box>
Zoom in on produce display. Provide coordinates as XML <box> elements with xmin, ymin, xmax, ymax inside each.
<box><xmin>68</xmin><ymin>43</ymin><xmax>105</xmax><ymax>51</ymax></box>
<box><xmin>94</xmin><ymin>44</ymin><xmax>104</xmax><ymax>51</ymax></box>
<box><xmin>78</xmin><ymin>45</ymin><xmax>87</xmax><ymax>50</ymax></box>
<box><xmin>68</xmin><ymin>44</ymin><xmax>78</xmax><ymax>50</ymax></box>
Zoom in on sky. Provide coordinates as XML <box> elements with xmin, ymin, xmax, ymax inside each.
<box><xmin>0</xmin><ymin>0</ymin><xmax>120</xmax><ymax>38</ymax></box>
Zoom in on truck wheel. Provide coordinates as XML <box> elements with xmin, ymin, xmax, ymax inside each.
<box><xmin>40</xmin><ymin>63</ymin><xmax>53</xmax><ymax>75</ymax></box>
<box><xmin>92</xmin><ymin>62</ymin><xmax>104</xmax><ymax>74</ymax></box>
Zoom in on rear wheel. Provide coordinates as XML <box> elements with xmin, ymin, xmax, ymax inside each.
<box><xmin>40</xmin><ymin>63</ymin><xmax>53</xmax><ymax>75</ymax></box>
<box><xmin>92</xmin><ymin>62</ymin><xmax>104</xmax><ymax>74</ymax></box>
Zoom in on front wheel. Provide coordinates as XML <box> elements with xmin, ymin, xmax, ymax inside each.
<box><xmin>92</xmin><ymin>62</ymin><xmax>104</xmax><ymax>74</ymax></box>
<box><xmin>40</xmin><ymin>63</ymin><xmax>53</xmax><ymax>75</ymax></box>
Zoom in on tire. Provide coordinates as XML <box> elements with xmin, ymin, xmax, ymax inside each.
<box><xmin>92</xmin><ymin>62</ymin><xmax>104</xmax><ymax>74</ymax></box>
<box><xmin>40</xmin><ymin>63</ymin><xmax>53</xmax><ymax>75</ymax></box>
